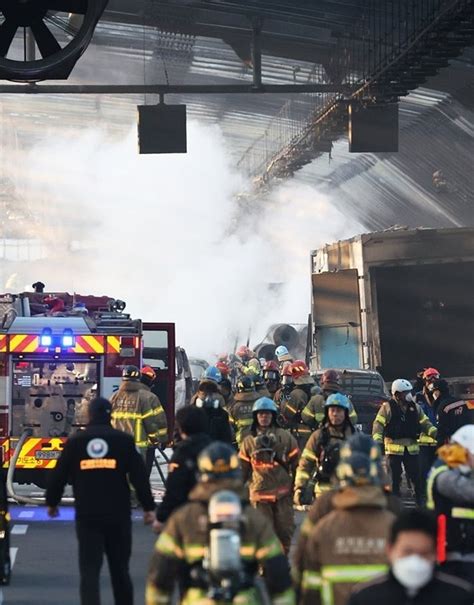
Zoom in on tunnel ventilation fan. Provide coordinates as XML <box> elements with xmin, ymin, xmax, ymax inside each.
<box><xmin>0</xmin><ymin>0</ymin><xmax>108</xmax><ymax>81</ymax></box>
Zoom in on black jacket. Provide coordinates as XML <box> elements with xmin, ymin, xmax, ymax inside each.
<box><xmin>348</xmin><ymin>570</ymin><xmax>474</xmax><ymax>605</ymax></box>
<box><xmin>437</xmin><ymin>397</ymin><xmax>474</xmax><ymax>447</ymax></box>
<box><xmin>155</xmin><ymin>432</ymin><xmax>212</xmax><ymax>523</ymax></box>
<box><xmin>46</xmin><ymin>423</ymin><xmax>155</xmax><ymax>520</ymax></box>
<box><xmin>204</xmin><ymin>406</ymin><xmax>233</xmax><ymax>444</ymax></box>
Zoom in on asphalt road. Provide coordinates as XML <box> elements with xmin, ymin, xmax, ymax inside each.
<box><xmin>3</xmin><ymin>505</ymin><xmax>157</xmax><ymax>605</ymax></box>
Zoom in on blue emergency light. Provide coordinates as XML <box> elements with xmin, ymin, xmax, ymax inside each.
<box><xmin>40</xmin><ymin>328</ymin><xmax>53</xmax><ymax>347</ymax></box>
<box><xmin>62</xmin><ymin>329</ymin><xmax>75</xmax><ymax>348</ymax></box>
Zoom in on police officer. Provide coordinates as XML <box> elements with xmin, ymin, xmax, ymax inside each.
<box><xmin>427</xmin><ymin>425</ymin><xmax>474</xmax><ymax>584</ymax></box>
<box><xmin>228</xmin><ymin>376</ymin><xmax>260</xmax><ymax>448</ymax></box>
<box><xmin>302</xmin><ymin>369</ymin><xmax>358</xmax><ymax>429</ymax></box>
<box><xmin>154</xmin><ymin>406</ymin><xmax>211</xmax><ymax>533</ymax></box>
<box><xmin>279</xmin><ymin>360</ymin><xmax>314</xmax><ymax>448</ymax></box>
<box><xmin>239</xmin><ymin>397</ymin><xmax>299</xmax><ymax>555</ymax></box>
<box><xmin>46</xmin><ymin>397</ymin><xmax>155</xmax><ymax>605</ymax></box>
<box><xmin>373</xmin><ymin>378</ymin><xmax>437</xmax><ymax>505</ymax></box>
<box><xmin>111</xmin><ymin>365</ymin><xmax>168</xmax><ymax>457</ymax></box>
<box><xmin>294</xmin><ymin>393</ymin><xmax>355</xmax><ymax>507</ymax></box>
<box><xmin>146</xmin><ymin>442</ymin><xmax>295</xmax><ymax>605</ymax></box>
<box><xmin>294</xmin><ymin>434</ymin><xmax>395</xmax><ymax>605</ymax></box>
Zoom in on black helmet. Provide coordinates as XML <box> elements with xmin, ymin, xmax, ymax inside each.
<box><xmin>122</xmin><ymin>365</ymin><xmax>140</xmax><ymax>381</ymax></box>
<box><xmin>336</xmin><ymin>433</ymin><xmax>381</xmax><ymax>487</ymax></box>
<box><xmin>236</xmin><ymin>376</ymin><xmax>255</xmax><ymax>393</ymax></box>
<box><xmin>198</xmin><ymin>442</ymin><xmax>241</xmax><ymax>482</ymax></box>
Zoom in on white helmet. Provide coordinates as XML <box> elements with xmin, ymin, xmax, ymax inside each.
<box><xmin>391</xmin><ymin>378</ymin><xmax>413</xmax><ymax>396</ymax></box>
<box><xmin>451</xmin><ymin>425</ymin><xmax>474</xmax><ymax>455</ymax></box>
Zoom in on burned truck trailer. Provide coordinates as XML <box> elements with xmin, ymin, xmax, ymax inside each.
<box><xmin>310</xmin><ymin>227</ymin><xmax>474</xmax><ymax>388</ymax></box>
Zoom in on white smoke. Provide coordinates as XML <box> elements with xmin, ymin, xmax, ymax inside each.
<box><xmin>10</xmin><ymin>121</ymin><xmax>362</xmax><ymax>360</ymax></box>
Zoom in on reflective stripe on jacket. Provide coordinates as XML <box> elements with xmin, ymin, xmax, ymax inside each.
<box><xmin>111</xmin><ymin>381</ymin><xmax>167</xmax><ymax>449</ymax></box>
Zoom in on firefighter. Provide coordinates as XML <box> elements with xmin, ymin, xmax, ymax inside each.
<box><xmin>111</xmin><ymin>365</ymin><xmax>168</xmax><ymax>457</ymax></box>
<box><xmin>302</xmin><ymin>369</ymin><xmax>358</xmax><ymax>429</ymax></box>
<box><xmin>373</xmin><ymin>378</ymin><xmax>437</xmax><ymax>505</ymax></box>
<box><xmin>416</xmin><ymin>368</ymin><xmax>442</xmax><ymax>495</ymax></box>
<box><xmin>275</xmin><ymin>345</ymin><xmax>293</xmax><ymax>370</ymax></box>
<box><xmin>273</xmin><ymin>363</ymin><xmax>293</xmax><ymax>410</ymax></box>
<box><xmin>347</xmin><ymin>509</ymin><xmax>474</xmax><ymax>605</ymax></box>
<box><xmin>146</xmin><ymin>442</ymin><xmax>295</xmax><ymax>605</ymax></box>
<box><xmin>239</xmin><ymin>398</ymin><xmax>299</xmax><ymax>555</ymax></box>
<box><xmin>426</xmin><ymin>425</ymin><xmax>474</xmax><ymax>584</ymax></box>
<box><xmin>294</xmin><ymin>393</ymin><xmax>355</xmax><ymax>507</ymax></box>
<box><xmin>252</xmin><ymin>373</ymin><xmax>270</xmax><ymax>397</ymax></box>
<box><xmin>294</xmin><ymin>433</ymin><xmax>395</xmax><ymax>605</ymax></box>
<box><xmin>154</xmin><ymin>406</ymin><xmax>211</xmax><ymax>533</ymax></box>
<box><xmin>279</xmin><ymin>360</ymin><xmax>314</xmax><ymax>448</ymax></box>
<box><xmin>437</xmin><ymin>380</ymin><xmax>474</xmax><ymax>447</ymax></box>
<box><xmin>218</xmin><ymin>377</ymin><xmax>234</xmax><ymax>411</ymax></box>
<box><xmin>294</xmin><ymin>433</ymin><xmax>402</xmax><ymax>568</ymax></box>
<box><xmin>228</xmin><ymin>376</ymin><xmax>260</xmax><ymax>448</ymax></box>
<box><xmin>46</xmin><ymin>397</ymin><xmax>155</xmax><ymax>605</ymax></box>
<box><xmin>262</xmin><ymin>361</ymin><xmax>280</xmax><ymax>397</ymax></box>
<box><xmin>140</xmin><ymin>366</ymin><xmax>166</xmax><ymax>476</ymax></box>
<box><xmin>190</xmin><ymin>368</ymin><xmax>226</xmax><ymax>409</ymax></box>
<box><xmin>192</xmin><ymin>378</ymin><xmax>233</xmax><ymax>444</ymax></box>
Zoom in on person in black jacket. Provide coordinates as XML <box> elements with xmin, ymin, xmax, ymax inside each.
<box><xmin>46</xmin><ymin>397</ymin><xmax>155</xmax><ymax>605</ymax></box>
<box><xmin>436</xmin><ymin>379</ymin><xmax>474</xmax><ymax>447</ymax></box>
<box><xmin>347</xmin><ymin>509</ymin><xmax>474</xmax><ymax>605</ymax></box>
<box><xmin>192</xmin><ymin>379</ymin><xmax>233</xmax><ymax>443</ymax></box>
<box><xmin>153</xmin><ymin>406</ymin><xmax>211</xmax><ymax>533</ymax></box>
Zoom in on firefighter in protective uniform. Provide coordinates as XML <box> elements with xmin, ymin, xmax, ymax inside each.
<box><xmin>301</xmin><ymin>369</ymin><xmax>358</xmax><ymax>429</ymax></box>
<box><xmin>372</xmin><ymin>378</ymin><xmax>437</xmax><ymax>505</ymax></box>
<box><xmin>294</xmin><ymin>393</ymin><xmax>355</xmax><ymax>506</ymax></box>
<box><xmin>111</xmin><ymin>365</ymin><xmax>167</xmax><ymax>455</ymax></box>
<box><xmin>146</xmin><ymin>441</ymin><xmax>295</xmax><ymax>605</ymax></box>
<box><xmin>239</xmin><ymin>398</ymin><xmax>299</xmax><ymax>555</ymax></box>
<box><xmin>426</xmin><ymin>425</ymin><xmax>474</xmax><ymax>584</ymax></box>
<box><xmin>228</xmin><ymin>376</ymin><xmax>260</xmax><ymax>448</ymax></box>
<box><xmin>279</xmin><ymin>360</ymin><xmax>314</xmax><ymax>448</ymax></box>
<box><xmin>294</xmin><ymin>434</ymin><xmax>395</xmax><ymax>605</ymax></box>
<box><xmin>273</xmin><ymin>363</ymin><xmax>293</xmax><ymax>410</ymax></box>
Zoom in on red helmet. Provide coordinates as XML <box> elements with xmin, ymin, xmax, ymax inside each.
<box><xmin>236</xmin><ymin>345</ymin><xmax>250</xmax><ymax>360</ymax></box>
<box><xmin>281</xmin><ymin>362</ymin><xmax>293</xmax><ymax>377</ymax></box>
<box><xmin>263</xmin><ymin>360</ymin><xmax>279</xmax><ymax>372</ymax></box>
<box><xmin>320</xmin><ymin>369</ymin><xmax>341</xmax><ymax>391</ymax></box>
<box><xmin>290</xmin><ymin>360</ymin><xmax>309</xmax><ymax>379</ymax></box>
<box><xmin>422</xmin><ymin>367</ymin><xmax>440</xmax><ymax>381</ymax></box>
<box><xmin>216</xmin><ymin>361</ymin><xmax>230</xmax><ymax>377</ymax></box>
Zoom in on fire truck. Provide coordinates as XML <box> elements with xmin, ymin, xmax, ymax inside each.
<box><xmin>0</xmin><ymin>289</ymin><xmax>177</xmax><ymax>498</ymax></box>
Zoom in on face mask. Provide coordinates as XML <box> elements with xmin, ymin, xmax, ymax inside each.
<box><xmin>427</xmin><ymin>383</ymin><xmax>436</xmax><ymax>392</ymax></box>
<box><xmin>392</xmin><ymin>555</ymin><xmax>433</xmax><ymax>592</ymax></box>
<box><xmin>404</xmin><ymin>392</ymin><xmax>415</xmax><ymax>403</ymax></box>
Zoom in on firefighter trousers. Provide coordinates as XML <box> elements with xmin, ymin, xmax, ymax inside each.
<box><xmin>76</xmin><ymin>517</ymin><xmax>133</xmax><ymax>605</ymax></box>
<box><xmin>388</xmin><ymin>451</ymin><xmax>422</xmax><ymax>505</ymax></box>
<box><xmin>254</xmin><ymin>495</ymin><xmax>295</xmax><ymax>555</ymax></box>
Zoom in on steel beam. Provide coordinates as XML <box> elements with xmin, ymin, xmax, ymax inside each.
<box><xmin>0</xmin><ymin>83</ymin><xmax>350</xmax><ymax>95</ymax></box>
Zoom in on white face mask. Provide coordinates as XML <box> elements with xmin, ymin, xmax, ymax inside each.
<box><xmin>404</xmin><ymin>392</ymin><xmax>415</xmax><ymax>403</ymax></box>
<box><xmin>392</xmin><ymin>555</ymin><xmax>433</xmax><ymax>592</ymax></box>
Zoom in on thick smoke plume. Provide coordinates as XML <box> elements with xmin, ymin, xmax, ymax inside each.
<box><xmin>6</xmin><ymin>121</ymin><xmax>362</xmax><ymax>360</ymax></box>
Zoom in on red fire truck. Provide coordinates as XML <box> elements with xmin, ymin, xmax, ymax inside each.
<box><xmin>0</xmin><ymin>290</ymin><xmax>176</xmax><ymax>494</ymax></box>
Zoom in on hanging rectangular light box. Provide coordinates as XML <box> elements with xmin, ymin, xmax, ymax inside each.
<box><xmin>138</xmin><ymin>104</ymin><xmax>187</xmax><ymax>154</ymax></box>
<box><xmin>348</xmin><ymin>102</ymin><xmax>399</xmax><ymax>153</ymax></box>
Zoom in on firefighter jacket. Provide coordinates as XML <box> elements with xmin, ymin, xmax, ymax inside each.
<box><xmin>294</xmin><ymin>485</ymin><xmax>395</xmax><ymax>605</ymax></box>
<box><xmin>110</xmin><ymin>381</ymin><xmax>168</xmax><ymax>450</ymax></box>
<box><xmin>293</xmin><ymin>487</ymin><xmax>402</xmax><ymax>573</ymax></box>
<box><xmin>347</xmin><ymin>569</ymin><xmax>474</xmax><ymax>605</ymax></box>
<box><xmin>372</xmin><ymin>399</ymin><xmax>436</xmax><ymax>455</ymax></box>
<box><xmin>146</xmin><ymin>479</ymin><xmax>295</xmax><ymax>605</ymax></box>
<box><xmin>279</xmin><ymin>385</ymin><xmax>313</xmax><ymax>445</ymax></box>
<box><xmin>437</xmin><ymin>398</ymin><xmax>474</xmax><ymax>447</ymax></box>
<box><xmin>302</xmin><ymin>392</ymin><xmax>358</xmax><ymax>430</ymax></box>
<box><xmin>427</xmin><ymin>459</ymin><xmax>474</xmax><ymax>560</ymax></box>
<box><xmin>239</xmin><ymin>427</ymin><xmax>299</xmax><ymax>503</ymax></box>
<box><xmin>294</xmin><ymin>423</ymin><xmax>354</xmax><ymax>496</ymax></box>
<box><xmin>46</xmin><ymin>422</ymin><xmax>155</xmax><ymax>520</ymax></box>
<box><xmin>273</xmin><ymin>385</ymin><xmax>292</xmax><ymax>410</ymax></box>
<box><xmin>155</xmin><ymin>432</ymin><xmax>212</xmax><ymax>523</ymax></box>
<box><xmin>228</xmin><ymin>392</ymin><xmax>260</xmax><ymax>447</ymax></box>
